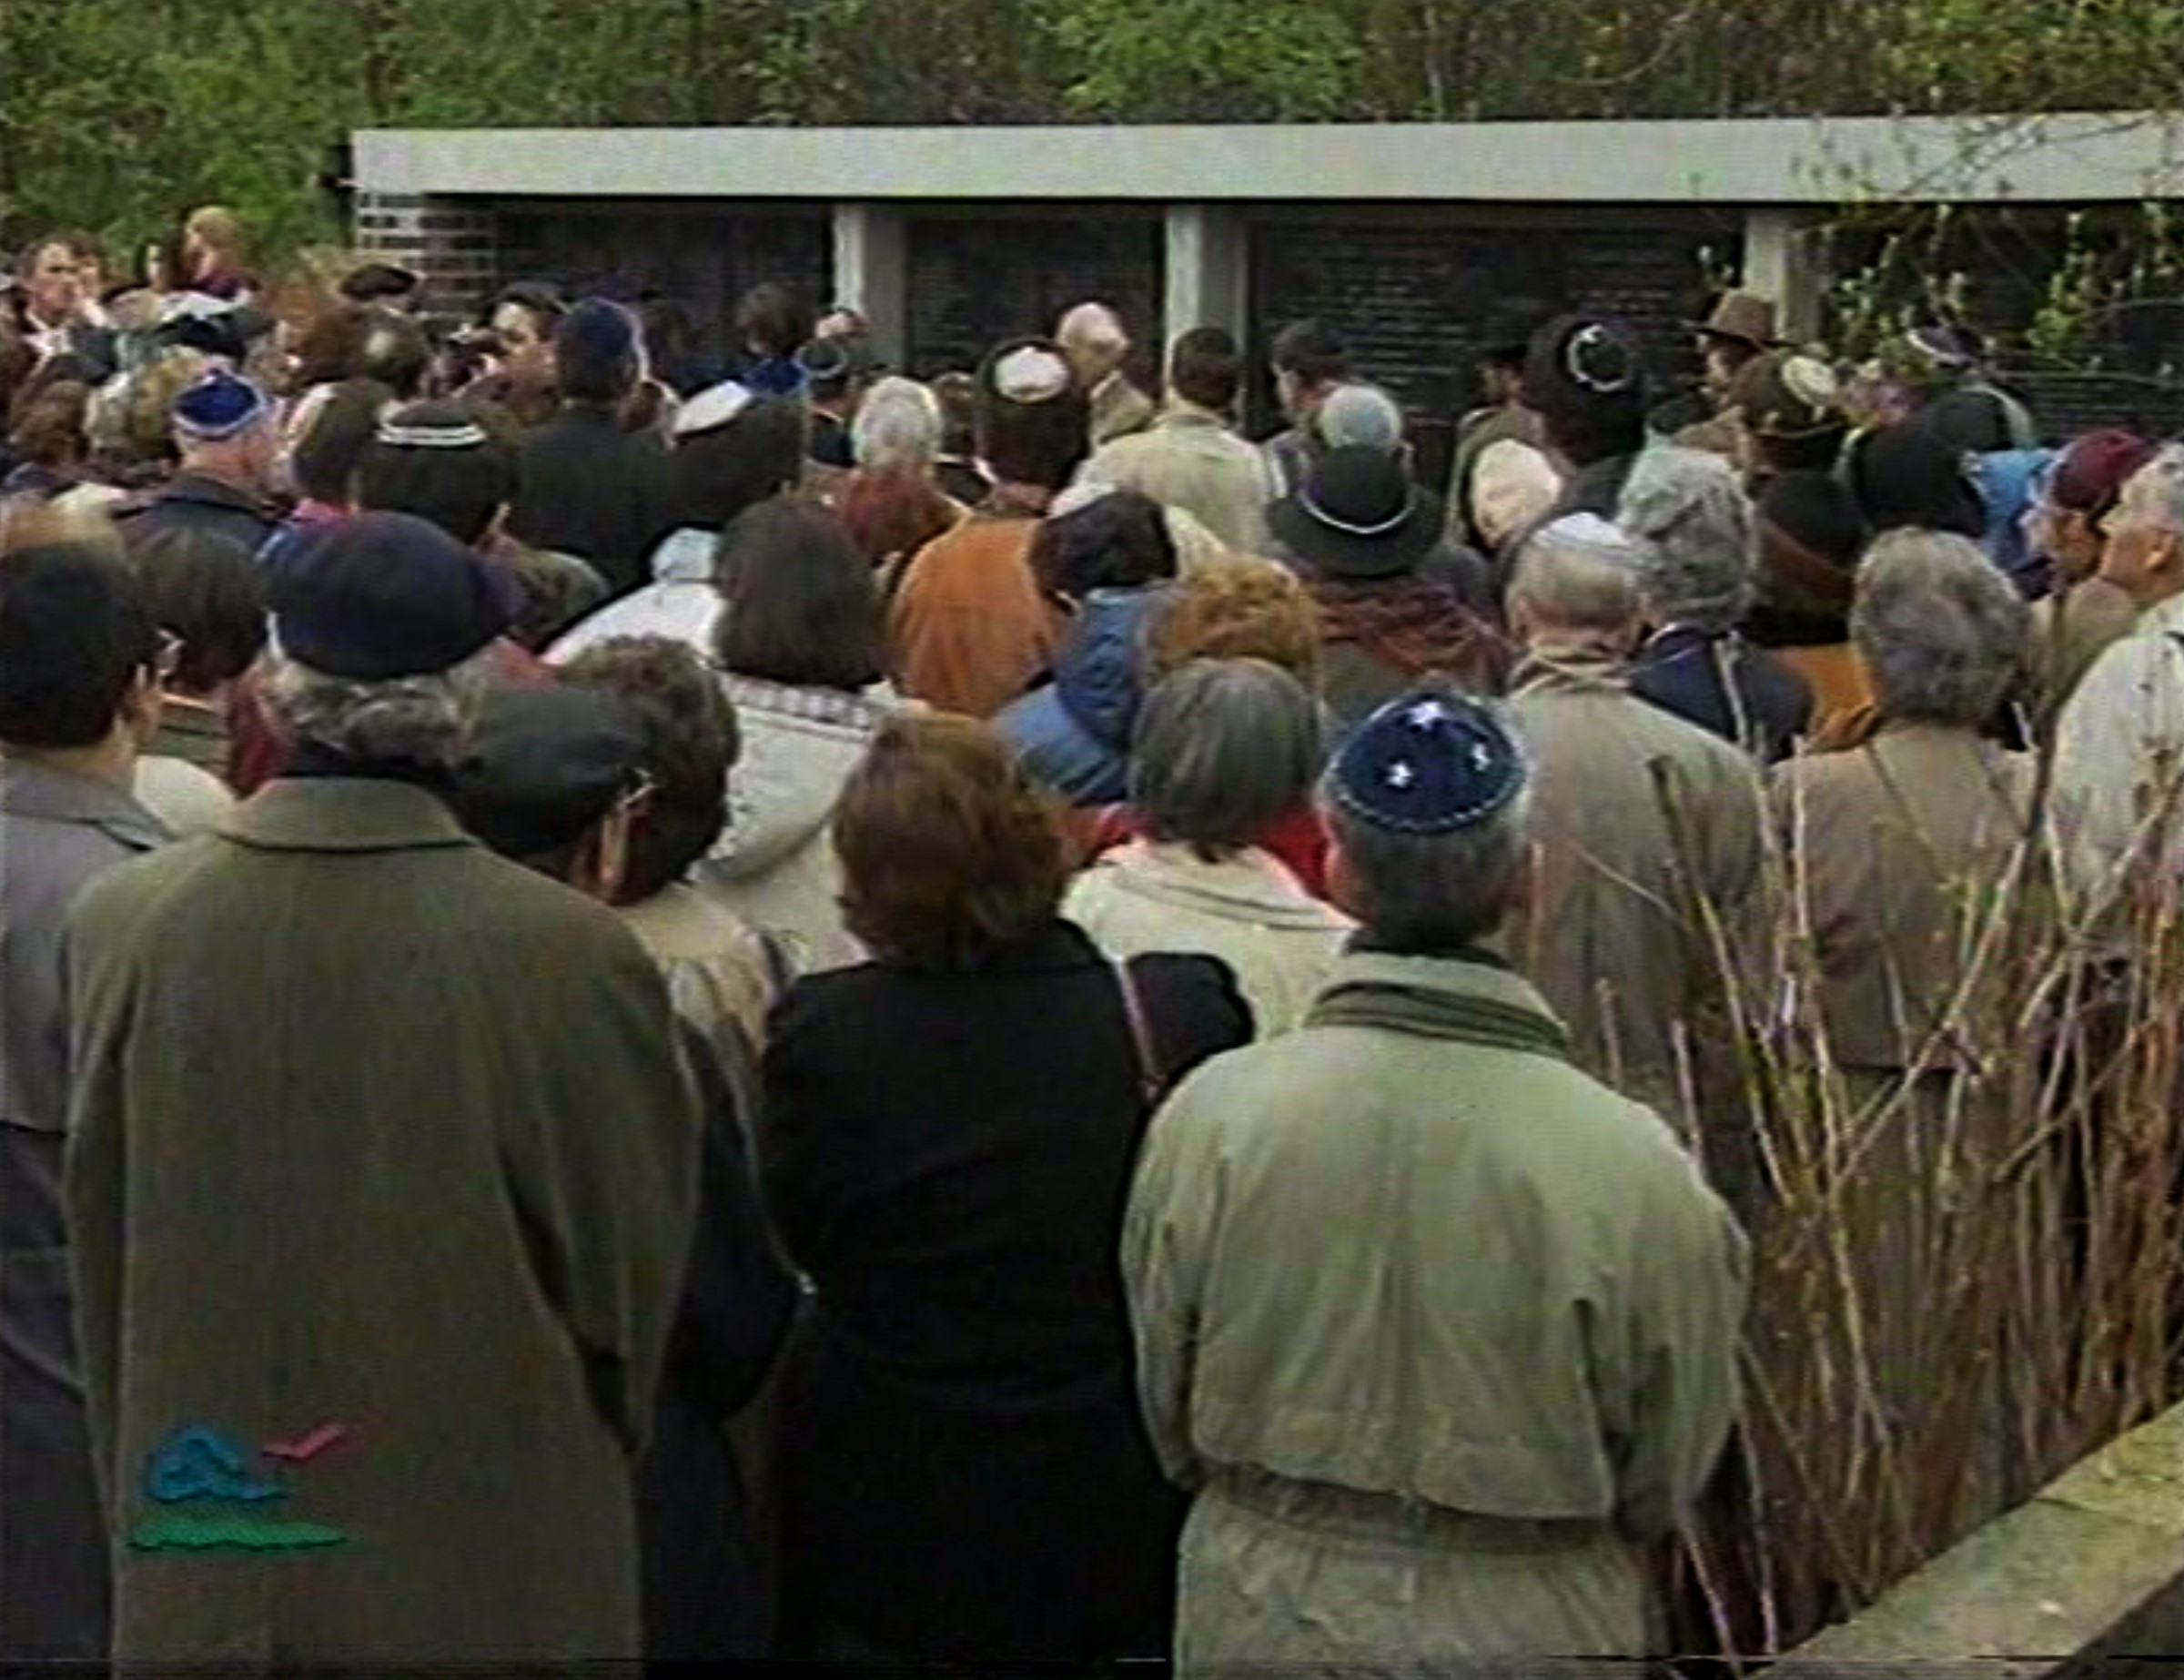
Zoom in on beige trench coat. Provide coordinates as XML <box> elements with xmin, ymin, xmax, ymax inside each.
<box><xmin>1505</xmin><ymin>653</ymin><xmax>1772</xmax><ymax>1205</ymax></box>
<box><xmin>1123</xmin><ymin>950</ymin><xmax>1746</xmax><ymax>1674</ymax></box>
<box><xmin>1767</xmin><ymin>724</ymin><xmax>2044</xmax><ymax>1543</ymax></box>
<box><xmin>1078</xmin><ymin>406</ymin><xmax>1276</xmax><ymax>558</ymax></box>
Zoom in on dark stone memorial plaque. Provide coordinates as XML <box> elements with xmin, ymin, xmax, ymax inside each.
<box><xmin>905</xmin><ymin>214</ymin><xmax>1164</xmax><ymax>383</ymax></box>
<box><xmin>495</xmin><ymin>206</ymin><xmax>832</xmax><ymax>367</ymax></box>
<box><xmin>1249</xmin><ymin>211</ymin><xmax>1732</xmax><ymax>488</ymax></box>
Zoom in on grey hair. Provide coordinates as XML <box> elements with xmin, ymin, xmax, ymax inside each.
<box><xmin>1129</xmin><ymin>658</ymin><xmax>1324</xmax><ymax>859</ymax></box>
<box><xmin>1850</xmin><ymin>529</ymin><xmax>2030</xmax><ymax>725</ymax></box>
<box><xmin>1507</xmin><ymin>515</ymin><xmax>1649</xmax><ymax>636</ymax></box>
<box><xmin>851</xmin><ymin>376</ymin><xmax>943</xmax><ymax>472</ymax></box>
<box><xmin>1313</xmin><ymin>384</ymin><xmax>1404</xmax><ymax>453</ymax></box>
<box><xmin>1320</xmin><ymin>768</ymin><xmax>1532</xmax><ymax>948</ymax></box>
<box><xmin>261</xmin><ymin>644</ymin><xmax>496</xmax><ymax>766</ymax></box>
<box><xmin>1615</xmin><ymin>445</ymin><xmax>1757</xmax><ymax>633</ymax></box>
<box><xmin>2124</xmin><ymin>442</ymin><xmax>2184</xmax><ymax>533</ymax></box>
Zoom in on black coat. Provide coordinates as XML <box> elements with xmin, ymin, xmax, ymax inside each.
<box><xmin>506</xmin><ymin>404</ymin><xmax>675</xmax><ymax>600</ymax></box>
<box><xmin>112</xmin><ymin>472</ymin><xmax>281</xmax><ymax>555</ymax></box>
<box><xmin>635</xmin><ymin>1019</ymin><xmax>795</xmax><ymax>1662</ymax></box>
<box><xmin>1632</xmin><ymin>624</ymin><xmax>1815</xmax><ymax>764</ymax></box>
<box><xmin>758</xmin><ymin>921</ymin><xmax>1251</xmax><ymax>1665</ymax></box>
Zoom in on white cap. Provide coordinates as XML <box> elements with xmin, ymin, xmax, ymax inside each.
<box><xmin>992</xmin><ymin>345</ymin><xmax>1074</xmax><ymax>404</ymax></box>
<box><xmin>672</xmin><ymin>380</ymin><xmax>753</xmax><ymax>440</ymax></box>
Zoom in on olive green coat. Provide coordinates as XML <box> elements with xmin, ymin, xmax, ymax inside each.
<box><xmin>63</xmin><ymin>779</ymin><xmax>701</xmax><ymax>1667</ymax></box>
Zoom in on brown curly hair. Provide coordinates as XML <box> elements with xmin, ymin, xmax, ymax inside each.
<box><xmin>558</xmin><ymin>635</ymin><xmax>740</xmax><ymax>906</ymax></box>
<box><xmin>1144</xmin><ymin>559</ymin><xmax>1325</xmax><ymax>692</ymax></box>
<box><xmin>834</xmin><ymin>713</ymin><xmax>1068</xmax><ymax>972</ymax></box>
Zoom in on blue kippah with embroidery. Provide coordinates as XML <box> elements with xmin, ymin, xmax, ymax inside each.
<box><xmin>171</xmin><ymin>369</ymin><xmax>268</xmax><ymax>441</ymax></box>
<box><xmin>1329</xmin><ymin>690</ymin><xmax>1526</xmax><ymax>836</ymax></box>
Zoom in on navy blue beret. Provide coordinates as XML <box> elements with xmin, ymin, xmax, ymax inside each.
<box><xmin>171</xmin><ymin>369</ymin><xmax>270</xmax><ymax>441</ymax></box>
<box><xmin>266</xmin><ymin>511</ymin><xmax>516</xmax><ymax>681</ymax></box>
<box><xmin>1328</xmin><ymin>689</ymin><xmax>1526</xmax><ymax>836</ymax></box>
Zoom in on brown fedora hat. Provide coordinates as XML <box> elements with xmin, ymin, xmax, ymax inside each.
<box><xmin>1686</xmin><ymin>289</ymin><xmax>1782</xmax><ymax>351</ymax></box>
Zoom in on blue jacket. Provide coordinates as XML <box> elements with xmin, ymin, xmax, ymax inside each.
<box><xmin>1977</xmin><ymin>448</ymin><xmax>2056</xmax><ymax>598</ymax></box>
<box><xmin>996</xmin><ymin>587</ymin><xmax>1168</xmax><ymax>806</ymax></box>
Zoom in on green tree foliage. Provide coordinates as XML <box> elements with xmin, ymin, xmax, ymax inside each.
<box><xmin>2</xmin><ymin>0</ymin><xmax>2179</xmax><ymax>270</ymax></box>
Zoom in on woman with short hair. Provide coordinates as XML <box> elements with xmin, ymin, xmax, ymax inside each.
<box><xmin>696</xmin><ymin>496</ymin><xmax>902</xmax><ymax>975</ymax></box>
<box><xmin>1770</xmin><ymin>530</ymin><xmax>2037</xmax><ymax>1535</ymax></box>
<box><xmin>840</xmin><ymin>375</ymin><xmax>959</xmax><ymax>576</ymax></box>
<box><xmin>1067</xmin><ymin>659</ymin><xmax>1352</xmax><ymax>1037</ymax></box>
<box><xmin>759</xmin><ymin>712</ymin><xmax>1249</xmax><ymax>1665</ymax></box>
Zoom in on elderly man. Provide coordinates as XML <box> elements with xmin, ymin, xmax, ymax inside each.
<box><xmin>1124</xmin><ymin>687</ymin><xmax>1745</xmax><ymax>1675</ymax></box>
<box><xmin>1617</xmin><ymin>445</ymin><xmax>1813</xmax><ymax>761</ymax></box>
<box><xmin>63</xmin><ymin>511</ymin><xmax>702</xmax><ymax>1667</ymax></box>
<box><xmin>111</xmin><ymin>368</ymin><xmax>282</xmax><ymax>552</ymax></box>
<box><xmin>2053</xmin><ymin>443</ymin><xmax>2184</xmax><ymax>912</ymax></box>
<box><xmin>1056</xmin><ymin>300</ymin><xmax>1156</xmax><ymax>447</ymax></box>
<box><xmin>1077</xmin><ymin>327</ymin><xmax>1275</xmax><ymax>557</ymax></box>
<box><xmin>1504</xmin><ymin>512</ymin><xmax>1771</xmax><ymax>1205</ymax></box>
<box><xmin>0</xmin><ymin>537</ymin><xmax>171</xmax><ymax>1663</ymax></box>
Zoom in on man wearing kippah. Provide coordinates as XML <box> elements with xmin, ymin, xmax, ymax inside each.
<box><xmin>112</xmin><ymin>368</ymin><xmax>281</xmax><ymax>553</ymax></box>
<box><xmin>1123</xmin><ymin>687</ymin><xmax>1745</xmax><ymax>1674</ymax></box>
<box><xmin>62</xmin><ymin>512</ymin><xmax>703</xmax><ymax>1666</ymax></box>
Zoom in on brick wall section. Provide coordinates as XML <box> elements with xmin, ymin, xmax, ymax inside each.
<box><xmin>352</xmin><ymin>192</ymin><xmax>498</xmax><ymax>319</ymax></box>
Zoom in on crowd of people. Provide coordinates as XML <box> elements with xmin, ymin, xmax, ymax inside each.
<box><xmin>4</xmin><ymin>206</ymin><xmax>2182</xmax><ymax>1675</ymax></box>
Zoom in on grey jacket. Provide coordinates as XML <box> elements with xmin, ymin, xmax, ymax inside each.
<box><xmin>1</xmin><ymin>759</ymin><xmax>167</xmax><ymax>1661</ymax></box>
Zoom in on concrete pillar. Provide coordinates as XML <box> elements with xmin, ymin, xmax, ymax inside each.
<box><xmin>832</xmin><ymin>202</ymin><xmax>907</xmax><ymax>370</ymax></box>
<box><xmin>1744</xmin><ymin>207</ymin><xmax>1828</xmax><ymax>347</ymax></box>
<box><xmin>351</xmin><ymin>192</ymin><xmax>497</xmax><ymax>319</ymax></box>
<box><xmin>1164</xmin><ymin>204</ymin><xmax>1248</xmax><ymax>350</ymax></box>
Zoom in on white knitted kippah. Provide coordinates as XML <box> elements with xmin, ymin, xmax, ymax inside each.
<box><xmin>992</xmin><ymin>346</ymin><xmax>1073</xmax><ymax>404</ymax></box>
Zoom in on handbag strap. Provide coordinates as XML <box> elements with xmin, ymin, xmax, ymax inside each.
<box><xmin>1110</xmin><ymin>956</ymin><xmax>1166</xmax><ymax>1105</ymax></box>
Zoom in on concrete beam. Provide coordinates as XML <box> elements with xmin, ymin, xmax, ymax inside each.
<box><xmin>1744</xmin><ymin>207</ymin><xmax>1829</xmax><ymax>346</ymax></box>
<box><xmin>1770</xmin><ymin>1401</ymin><xmax>2184</xmax><ymax>1676</ymax></box>
<box><xmin>1164</xmin><ymin>204</ymin><xmax>1247</xmax><ymax>349</ymax></box>
<box><xmin>832</xmin><ymin>203</ymin><xmax>906</xmax><ymax>370</ymax></box>
<box><xmin>353</xmin><ymin>113</ymin><xmax>2184</xmax><ymax>208</ymax></box>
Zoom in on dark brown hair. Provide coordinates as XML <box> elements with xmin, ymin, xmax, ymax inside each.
<box><xmin>736</xmin><ymin>282</ymin><xmax>815</xmax><ymax>361</ymax></box>
<box><xmin>672</xmin><ymin>396</ymin><xmax>808</xmax><ymax>530</ymax></box>
<box><xmin>8</xmin><ymin>379</ymin><xmax>90</xmax><ymax>469</ymax></box>
<box><xmin>835</xmin><ymin>713</ymin><xmax>1069</xmax><ymax>971</ymax></box>
<box><xmin>1169</xmin><ymin>325</ymin><xmax>1243</xmax><ymax>412</ymax></box>
<box><xmin>357</xmin><ymin>400</ymin><xmax>517</xmax><ymax>547</ymax></box>
<box><xmin>291</xmin><ymin>377</ymin><xmax>395</xmax><ymax>505</ymax></box>
<box><xmin>974</xmin><ymin>337</ymin><xmax>1091</xmax><ymax>493</ymax></box>
<box><xmin>1030</xmin><ymin>488</ymin><xmax>1177</xmax><ymax>601</ymax></box>
<box><xmin>713</xmin><ymin>496</ymin><xmax>885</xmax><ymax>692</ymax></box>
<box><xmin>117</xmin><ymin>525</ymin><xmax>266</xmax><ymax>694</ymax></box>
<box><xmin>560</xmin><ymin>635</ymin><xmax>739</xmax><ymax>905</ymax></box>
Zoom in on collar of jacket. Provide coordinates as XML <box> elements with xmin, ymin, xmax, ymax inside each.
<box><xmin>218</xmin><ymin>777</ymin><xmax>477</xmax><ymax>855</ymax></box>
<box><xmin>1512</xmin><ymin>645</ymin><xmax>1631</xmax><ymax>697</ymax></box>
<box><xmin>1095</xmin><ymin>840</ymin><xmax>1342</xmax><ymax>929</ymax></box>
<box><xmin>1305</xmin><ymin>948</ymin><xmax>1572</xmax><ymax>1063</ymax></box>
<box><xmin>1</xmin><ymin>757</ymin><xmax>169</xmax><ymax>847</ymax></box>
<box><xmin>1157</xmin><ymin>402</ymin><xmax>1233</xmax><ymax>431</ymax></box>
<box><xmin>160</xmin><ymin>471</ymin><xmax>271</xmax><ymax>515</ymax></box>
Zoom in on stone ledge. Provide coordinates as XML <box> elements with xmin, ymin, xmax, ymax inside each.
<box><xmin>1769</xmin><ymin>1404</ymin><xmax>2184</xmax><ymax>1679</ymax></box>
